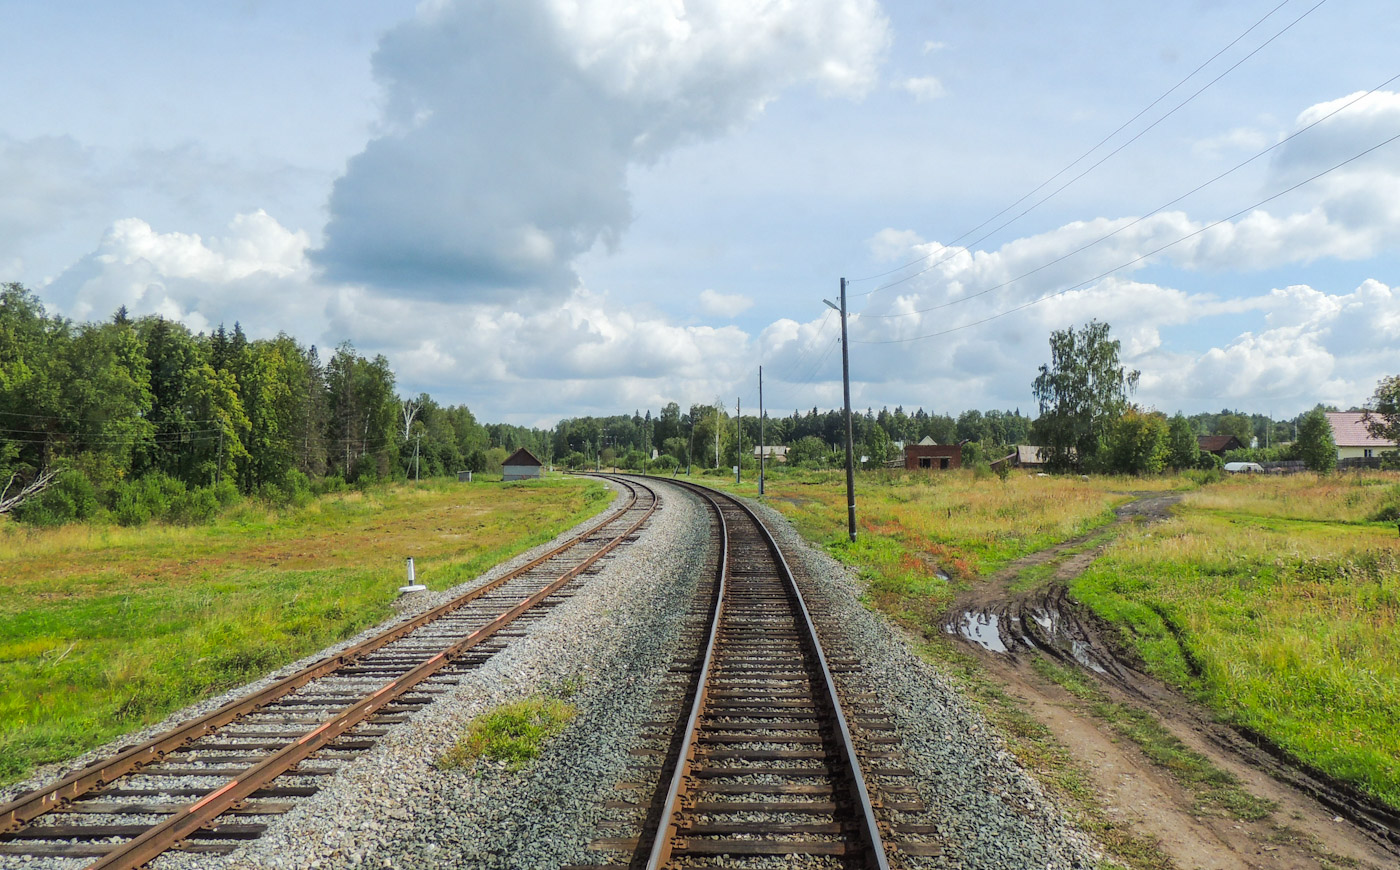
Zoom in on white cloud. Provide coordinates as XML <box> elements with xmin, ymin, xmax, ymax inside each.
<box><xmin>313</xmin><ymin>0</ymin><xmax>891</xmax><ymax>302</ymax></box>
<box><xmin>898</xmin><ymin>76</ymin><xmax>946</xmax><ymax>102</ymax></box>
<box><xmin>698</xmin><ymin>288</ymin><xmax>753</xmax><ymax>317</ymax></box>
<box><xmin>45</xmin><ymin>211</ymin><xmax>316</xmax><ymax>330</ymax></box>
<box><xmin>921</xmin><ymin>40</ymin><xmax>946</xmax><ymax>54</ymax></box>
<box><xmin>1191</xmin><ymin>126</ymin><xmax>1272</xmax><ymax>160</ymax></box>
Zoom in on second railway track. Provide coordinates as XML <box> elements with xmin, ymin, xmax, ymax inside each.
<box><xmin>0</xmin><ymin>476</ymin><xmax>658</xmax><ymax>869</ymax></box>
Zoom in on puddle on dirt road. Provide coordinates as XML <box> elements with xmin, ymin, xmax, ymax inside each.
<box><xmin>953</xmin><ymin>604</ymin><xmax>1109</xmax><ymax>673</ymax></box>
<box><xmin>950</xmin><ymin>611</ymin><xmax>1007</xmax><ymax>653</ymax></box>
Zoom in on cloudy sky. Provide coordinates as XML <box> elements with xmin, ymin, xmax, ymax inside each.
<box><xmin>4</xmin><ymin>0</ymin><xmax>1399</xmax><ymax>425</ymax></box>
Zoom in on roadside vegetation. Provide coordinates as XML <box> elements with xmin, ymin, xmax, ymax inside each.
<box><xmin>713</xmin><ymin>466</ymin><xmax>1182</xmax><ymax>610</ymax></box>
<box><xmin>1073</xmin><ymin>472</ymin><xmax>1400</xmax><ymax>809</ymax></box>
<box><xmin>0</xmin><ymin>476</ymin><xmax>611</xmax><ymax>789</ymax></box>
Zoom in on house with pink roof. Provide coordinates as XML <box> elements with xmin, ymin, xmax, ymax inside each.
<box><xmin>1324</xmin><ymin>411</ymin><xmax>1396</xmax><ymax>461</ymax></box>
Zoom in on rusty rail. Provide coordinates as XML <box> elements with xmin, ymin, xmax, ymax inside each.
<box><xmin>2</xmin><ymin>476</ymin><xmax>655</xmax><ymax>866</ymax></box>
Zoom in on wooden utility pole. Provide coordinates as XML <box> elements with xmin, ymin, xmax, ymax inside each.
<box><xmin>758</xmin><ymin>366</ymin><xmax>765</xmax><ymax>497</ymax></box>
<box><xmin>736</xmin><ymin>397</ymin><xmax>741</xmax><ymax>483</ymax></box>
<box><xmin>825</xmin><ymin>278</ymin><xmax>857</xmax><ymax>542</ymax></box>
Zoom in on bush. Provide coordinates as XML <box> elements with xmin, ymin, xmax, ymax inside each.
<box><xmin>12</xmin><ymin>470</ymin><xmax>100</xmax><ymax>526</ymax></box>
<box><xmin>1182</xmin><ymin>467</ymin><xmax>1224</xmax><ymax>486</ymax></box>
<box><xmin>167</xmin><ymin>486</ymin><xmax>220</xmax><ymax>525</ymax></box>
<box><xmin>109</xmin><ymin>473</ymin><xmax>188</xmax><ymax>527</ymax></box>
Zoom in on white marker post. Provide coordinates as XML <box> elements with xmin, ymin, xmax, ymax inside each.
<box><xmin>399</xmin><ymin>557</ymin><xmax>427</xmax><ymax>594</ymax></box>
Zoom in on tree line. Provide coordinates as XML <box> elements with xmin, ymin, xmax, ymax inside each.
<box><xmin>6</xmin><ymin>284</ymin><xmax>1397</xmax><ymax>525</ymax></box>
<box><xmin>1029</xmin><ymin>319</ymin><xmax>1398</xmax><ymax>475</ymax></box>
<box><xmin>1</xmin><ymin>284</ymin><xmax>503</xmax><ymax>524</ymax></box>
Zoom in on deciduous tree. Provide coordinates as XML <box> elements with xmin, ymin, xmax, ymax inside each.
<box><xmin>1295</xmin><ymin>408</ymin><xmax>1337</xmax><ymax>472</ymax></box>
<box><xmin>1030</xmin><ymin>320</ymin><xmax>1139</xmax><ymax>472</ymax></box>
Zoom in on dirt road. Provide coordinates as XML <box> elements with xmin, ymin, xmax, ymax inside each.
<box><xmin>945</xmin><ymin>493</ymin><xmax>1399</xmax><ymax>870</ymax></box>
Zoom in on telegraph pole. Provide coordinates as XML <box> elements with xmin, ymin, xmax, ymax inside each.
<box><xmin>824</xmin><ymin>278</ymin><xmax>857</xmax><ymax>543</ymax></box>
<box><xmin>758</xmin><ymin>366</ymin><xmax>765</xmax><ymax>497</ymax></box>
<box><xmin>736</xmin><ymin>397</ymin><xmax>741</xmax><ymax>484</ymax></box>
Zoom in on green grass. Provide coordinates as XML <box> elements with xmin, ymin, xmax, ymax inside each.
<box><xmin>0</xmin><ymin>476</ymin><xmax>611</xmax><ymax>788</ymax></box>
<box><xmin>703</xmin><ymin>467</ymin><xmax>1167</xmax><ymax>615</ymax></box>
<box><xmin>1071</xmin><ymin>473</ymin><xmax>1400</xmax><ymax>810</ymax></box>
<box><xmin>438</xmin><ymin>696</ymin><xmax>578</xmax><ymax>771</ymax></box>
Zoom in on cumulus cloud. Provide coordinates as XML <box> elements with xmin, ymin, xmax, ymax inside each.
<box><xmin>898</xmin><ymin>76</ymin><xmax>945</xmax><ymax>102</ymax></box>
<box><xmin>698</xmin><ymin>288</ymin><xmax>753</xmax><ymax>317</ymax></box>
<box><xmin>44</xmin><ymin>210</ymin><xmax>316</xmax><ymax>331</ymax></box>
<box><xmin>312</xmin><ymin>0</ymin><xmax>891</xmax><ymax>303</ymax></box>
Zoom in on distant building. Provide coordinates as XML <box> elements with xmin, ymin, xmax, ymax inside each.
<box><xmin>754</xmin><ymin>445</ymin><xmax>788</xmax><ymax>464</ymax></box>
<box><xmin>904</xmin><ymin>436</ymin><xmax>961</xmax><ymax>471</ymax></box>
<box><xmin>1325</xmin><ymin>412</ymin><xmax>1395</xmax><ymax>461</ymax></box>
<box><xmin>1197</xmin><ymin>435</ymin><xmax>1245</xmax><ymax>456</ymax></box>
<box><xmin>1012</xmin><ymin>445</ymin><xmax>1051</xmax><ymax>468</ymax></box>
<box><xmin>502</xmin><ymin>447</ymin><xmax>544</xmax><ymax>481</ymax></box>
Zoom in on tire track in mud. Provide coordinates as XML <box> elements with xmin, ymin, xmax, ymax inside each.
<box><xmin>942</xmin><ymin>491</ymin><xmax>1400</xmax><ymax>864</ymax></box>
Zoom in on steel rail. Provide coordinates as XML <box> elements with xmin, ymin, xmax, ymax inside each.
<box><xmin>642</xmin><ymin>477</ymin><xmax>890</xmax><ymax>869</ymax></box>
<box><xmin>1</xmin><ymin>477</ymin><xmax>645</xmax><ymax>835</ymax></box>
<box><xmin>642</xmin><ymin>483</ymin><xmax>728</xmax><ymax>870</ymax></box>
<box><xmin>81</xmin><ymin>477</ymin><xmax>658</xmax><ymax>870</ymax></box>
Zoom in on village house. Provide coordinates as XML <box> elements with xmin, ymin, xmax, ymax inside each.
<box><xmin>903</xmin><ymin>436</ymin><xmax>961</xmax><ymax>471</ymax></box>
<box><xmin>1325</xmin><ymin>411</ymin><xmax>1395</xmax><ymax>462</ymax></box>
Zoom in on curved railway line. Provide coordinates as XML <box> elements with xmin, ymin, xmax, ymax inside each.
<box><xmin>0</xmin><ymin>477</ymin><xmax>658</xmax><ymax>869</ymax></box>
<box><xmin>579</xmin><ymin>476</ymin><xmax>939</xmax><ymax>869</ymax></box>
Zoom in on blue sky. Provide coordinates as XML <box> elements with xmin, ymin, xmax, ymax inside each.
<box><xmin>3</xmin><ymin>0</ymin><xmax>1399</xmax><ymax>426</ymax></box>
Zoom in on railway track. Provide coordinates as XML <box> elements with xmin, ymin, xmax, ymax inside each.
<box><xmin>0</xmin><ymin>477</ymin><xmax>658</xmax><ymax>869</ymax></box>
<box><xmin>579</xmin><ymin>477</ymin><xmax>938</xmax><ymax>869</ymax></box>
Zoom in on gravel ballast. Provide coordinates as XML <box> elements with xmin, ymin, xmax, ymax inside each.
<box><xmin>745</xmin><ymin>494</ymin><xmax>1102</xmax><ymax>869</ymax></box>
<box><xmin>6</xmin><ymin>478</ymin><xmax>1106</xmax><ymax>869</ymax></box>
<box><xmin>179</xmin><ymin>477</ymin><xmax>709</xmax><ymax>870</ymax></box>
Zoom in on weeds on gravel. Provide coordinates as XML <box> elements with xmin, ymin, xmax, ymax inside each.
<box><xmin>1032</xmin><ymin>658</ymin><xmax>1275</xmax><ymax>820</ymax></box>
<box><xmin>0</xmin><ymin>477</ymin><xmax>611</xmax><ymax>789</ymax></box>
<box><xmin>1072</xmin><ymin>476</ymin><xmax>1400</xmax><ymax>811</ymax></box>
<box><xmin>439</xmin><ymin>697</ymin><xmax>578</xmax><ymax>771</ymax></box>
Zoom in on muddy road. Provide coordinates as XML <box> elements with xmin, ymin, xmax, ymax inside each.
<box><xmin>945</xmin><ymin>492</ymin><xmax>1400</xmax><ymax>870</ymax></box>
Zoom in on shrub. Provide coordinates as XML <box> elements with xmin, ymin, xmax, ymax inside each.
<box><xmin>12</xmin><ymin>470</ymin><xmax>100</xmax><ymax>526</ymax></box>
<box><xmin>167</xmin><ymin>486</ymin><xmax>220</xmax><ymax>525</ymax></box>
<box><xmin>109</xmin><ymin>473</ymin><xmax>187</xmax><ymax>527</ymax></box>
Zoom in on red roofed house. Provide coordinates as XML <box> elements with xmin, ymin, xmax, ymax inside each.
<box><xmin>1325</xmin><ymin>412</ymin><xmax>1396</xmax><ymax>461</ymax></box>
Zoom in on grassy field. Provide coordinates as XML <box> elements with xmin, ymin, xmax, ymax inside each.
<box><xmin>1072</xmin><ymin>473</ymin><xmax>1400</xmax><ymax>809</ymax></box>
<box><xmin>0</xmin><ymin>476</ymin><xmax>611</xmax><ymax>789</ymax></box>
<box><xmin>703</xmin><ymin>467</ymin><xmax>1180</xmax><ymax>622</ymax></box>
<box><xmin>709</xmin><ymin>466</ymin><xmax>1398</xmax><ymax>863</ymax></box>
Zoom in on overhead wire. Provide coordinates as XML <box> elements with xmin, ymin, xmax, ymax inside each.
<box><xmin>859</xmin><ymin>72</ymin><xmax>1400</xmax><ymax>320</ymax></box>
<box><xmin>845</xmin><ymin>0</ymin><xmax>1326</xmax><ymax>297</ymax></box>
<box><xmin>852</xmin><ymin>127</ymin><xmax>1400</xmax><ymax>344</ymax></box>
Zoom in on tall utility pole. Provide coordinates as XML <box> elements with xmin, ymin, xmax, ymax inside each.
<box><xmin>736</xmin><ymin>397</ymin><xmax>741</xmax><ymax>483</ymax></box>
<box><xmin>824</xmin><ymin>278</ymin><xmax>857</xmax><ymax>543</ymax></box>
<box><xmin>758</xmin><ymin>366</ymin><xmax>765</xmax><ymax>497</ymax></box>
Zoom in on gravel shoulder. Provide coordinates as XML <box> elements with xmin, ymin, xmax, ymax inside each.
<box><xmin>170</xmin><ymin>477</ymin><xmax>710</xmax><ymax>870</ymax></box>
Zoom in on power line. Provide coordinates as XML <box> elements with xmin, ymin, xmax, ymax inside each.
<box><xmin>0</xmin><ymin>409</ymin><xmax>227</xmax><ymax>424</ymax></box>
<box><xmin>846</xmin><ymin>0</ymin><xmax>1326</xmax><ymax>296</ymax></box>
<box><xmin>859</xmin><ymin>72</ymin><xmax>1400</xmax><ymax>321</ymax></box>
<box><xmin>853</xmin><ymin>127</ymin><xmax>1400</xmax><ymax>345</ymax></box>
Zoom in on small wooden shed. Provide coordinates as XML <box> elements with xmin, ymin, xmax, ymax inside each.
<box><xmin>502</xmin><ymin>447</ymin><xmax>544</xmax><ymax>481</ymax></box>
